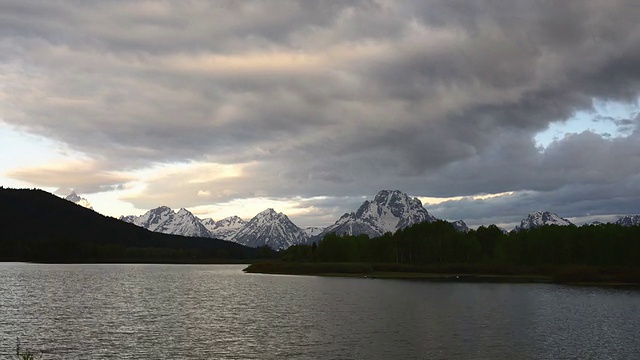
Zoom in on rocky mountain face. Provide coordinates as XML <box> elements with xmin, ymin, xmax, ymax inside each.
<box><xmin>615</xmin><ymin>215</ymin><xmax>640</xmax><ymax>227</ymax></box>
<box><xmin>65</xmin><ymin>191</ymin><xmax>93</xmax><ymax>210</ymax></box>
<box><xmin>232</xmin><ymin>208</ymin><xmax>308</xmax><ymax>250</ymax></box>
<box><xmin>120</xmin><ymin>206</ymin><xmax>307</xmax><ymax>249</ymax></box>
<box><xmin>117</xmin><ymin>190</ymin><xmax>483</xmax><ymax>249</ymax></box>
<box><xmin>201</xmin><ymin>215</ymin><xmax>247</xmax><ymax>240</ymax></box>
<box><xmin>303</xmin><ymin>226</ymin><xmax>324</xmax><ymax>237</ymax></box>
<box><xmin>120</xmin><ymin>206</ymin><xmax>212</xmax><ymax>238</ymax></box>
<box><xmin>451</xmin><ymin>220</ymin><xmax>469</xmax><ymax>232</ymax></box>
<box><xmin>313</xmin><ymin>190</ymin><xmax>437</xmax><ymax>241</ymax></box>
<box><xmin>119</xmin><ymin>215</ymin><xmax>137</xmax><ymax>223</ymax></box>
<box><xmin>513</xmin><ymin>211</ymin><xmax>573</xmax><ymax>232</ymax></box>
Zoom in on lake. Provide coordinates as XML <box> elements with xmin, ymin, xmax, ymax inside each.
<box><xmin>0</xmin><ymin>263</ymin><xmax>638</xmax><ymax>359</ymax></box>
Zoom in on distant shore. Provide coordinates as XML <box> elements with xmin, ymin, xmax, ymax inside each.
<box><xmin>1</xmin><ymin>259</ymin><xmax>255</xmax><ymax>265</ymax></box>
<box><xmin>243</xmin><ymin>261</ymin><xmax>640</xmax><ymax>287</ymax></box>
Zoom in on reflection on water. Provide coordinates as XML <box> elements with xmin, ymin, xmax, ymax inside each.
<box><xmin>1</xmin><ymin>263</ymin><xmax>639</xmax><ymax>359</ymax></box>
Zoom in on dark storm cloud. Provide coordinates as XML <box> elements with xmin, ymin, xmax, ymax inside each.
<box><xmin>3</xmin><ymin>0</ymin><xmax>640</xmax><ymax>223</ymax></box>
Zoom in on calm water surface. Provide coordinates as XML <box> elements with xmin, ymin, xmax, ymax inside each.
<box><xmin>0</xmin><ymin>263</ymin><xmax>638</xmax><ymax>359</ymax></box>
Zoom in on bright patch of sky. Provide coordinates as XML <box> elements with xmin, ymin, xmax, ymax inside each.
<box><xmin>534</xmin><ymin>100</ymin><xmax>639</xmax><ymax>149</ymax></box>
<box><xmin>89</xmin><ymin>189</ymin><xmax>143</xmax><ymax>218</ymax></box>
<box><xmin>188</xmin><ymin>197</ymin><xmax>309</xmax><ymax>222</ymax></box>
<box><xmin>420</xmin><ymin>191</ymin><xmax>514</xmax><ymax>206</ymax></box>
<box><xmin>0</xmin><ymin>122</ymin><xmax>79</xmax><ymax>189</ymax></box>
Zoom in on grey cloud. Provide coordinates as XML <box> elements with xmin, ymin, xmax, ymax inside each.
<box><xmin>431</xmin><ymin>181</ymin><xmax>640</xmax><ymax>229</ymax></box>
<box><xmin>416</xmin><ymin>126</ymin><xmax>640</xmax><ymax>197</ymax></box>
<box><xmin>2</xmin><ymin>1</ymin><xmax>640</xmax><ymax>224</ymax></box>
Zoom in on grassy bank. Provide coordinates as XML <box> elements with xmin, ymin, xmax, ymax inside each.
<box><xmin>244</xmin><ymin>261</ymin><xmax>640</xmax><ymax>286</ymax></box>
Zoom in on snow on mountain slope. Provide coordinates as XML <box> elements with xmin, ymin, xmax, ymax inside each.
<box><xmin>200</xmin><ymin>217</ymin><xmax>217</xmax><ymax>231</ymax></box>
<box><xmin>232</xmin><ymin>208</ymin><xmax>308</xmax><ymax>250</ymax></box>
<box><xmin>616</xmin><ymin>215</ymin><xmax>640</xmax><ymax>227</ymax></box>
<box><xmin>120</xmin><ymin>206</ymin><xmax>212</xmax><ymax>238</ymax></box>
<box><xmin>451</xmin><ymin>220</ymin><xmax>470</xmax><ymax>232</ymax></box>
<box><xmin>304</xmin><ymin>226</ymin><xmax>324</xmax><ymax>237</ymax></box>
<box><xmin>65</xmin><ymin>191</ymin><xmax>93</xmax><ymax>210</ymax></box>
<box><xmin>314</xmin><ymin>190</ymin><xmax>437</xmax><ymax>241</ymax></box>
<box><xmin>119</xmin><ymin>215</ymin><xmax>137</xmax><ymax>223</ymax></box>
<box><xmin>201</xmin><ymin>215</ymin><xmax>248</xmax><ymax>240</ymax></box>
<box><xmin>513</xmin><ymin>211</ymin><xmax>573</xmax><ymax>232</ymax></box>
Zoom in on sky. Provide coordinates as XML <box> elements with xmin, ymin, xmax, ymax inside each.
<box><xmin>2</xmin><ymin>1</ymin><xmax>640</xmax><ymax>230</ymax></box>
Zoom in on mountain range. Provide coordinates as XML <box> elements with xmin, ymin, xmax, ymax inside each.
<box><xmin>103</xmin><ymin>190</ymin><xmax>640</xmax><ymax>249</ymax></box>
<box><xmin>120</xmin><ymin>207</ymin><xmax>312</xmax><ymax>250</ymax></box>
<box><xmin>120</xmin><ymin>190</ymin><xmax>442</xmax><ymax>249</ymax></box>
<box><xmin>120</xmin><ymin>206</ymin><xmax>211</xmax><ymax>238</ymax></box>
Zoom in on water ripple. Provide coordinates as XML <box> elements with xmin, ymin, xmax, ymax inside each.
<box><xmin>0</xmin><ymin>263</ymin><xmax>638</xmax><ymax>359</ymax></box>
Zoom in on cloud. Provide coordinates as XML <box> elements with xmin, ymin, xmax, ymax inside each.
<box><xmin>2</xmin><ymin>1</ymin><xmax>640</xmax><ymax>225</ymax></box>
<box><xmin>7</xmin><ymin>160</ymin><xmax>133</xmax><ymax>194</ymax></box>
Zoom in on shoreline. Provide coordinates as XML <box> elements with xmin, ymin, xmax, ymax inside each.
<box><xmin>243</xmin><ymin>262</ymin><xmax>640</xmax><ymax>287</ymax></box>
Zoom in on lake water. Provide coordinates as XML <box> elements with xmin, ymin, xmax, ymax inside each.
<box><xmin>0</xmin><ymin>263</ymin><xmax>638</xmax><ymax>359</ymax></box>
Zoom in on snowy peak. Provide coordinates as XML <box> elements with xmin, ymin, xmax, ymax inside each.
<box><xmin>254</xmin><ymin>208</ymin><xmax>280</xmax><ymax>221</ymax></box>
<box><xmin>65</xmin><ymin>191</ymin><xmax>93</xmax><ymax>210</ymax></box>
<box><xmin>616</xmin><ymin>215</ymin><xmax>640</xmax><ymax>227</ymax></box>
<box><xmin>451</xmin><ymin>220</ymin><xmax>469</xmax><ymax>232</ymax></box>
<box><xmin>304</xmin><ymin>226</ymin><xmax>324</xmax><ymax>237</ymax></box>
<box><xmin>200</xmin><ymin>218</ymin><xmax>217</xmax><ymax>228</ymax></box>
<box><xmin>514</xmin><ymin>211</ymin><xmax>573</xmax><ymax>232</ymax></box>
<box><xmin>65</xmin><ymin>191</ymin><xmax>82</xmax><ymax>203</ymax></box>
<box><xmin>232</xmin><ymin>208</ymin><xmax>308</xmax><ymax>250</ymax></box>
<box><xmin>316</xmin><ymin>190</ymin><xmax>437</xmax><ymax>240</ymax></box>
<box><xmin>201</xmin><ymin>215</ymin><xmax>248</xmax><ymax>240</ymax></box>
<box><xmin>119</xmin><ymin>215</ymin><xmax>137</xmax><ymax>223</ymax></box>
<box><xmin>213</xmin><ymin>215</ymin><xmax>246</xmax><ymax>228</ymax></box>
<box><xmin>120</xmin><ymin>206</ymin><xmax>212</xmax><ymax>238</ymax></box>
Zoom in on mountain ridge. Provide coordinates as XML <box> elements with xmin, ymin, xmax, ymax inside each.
<box><xmin>0</xmin><ymin>187</ymin><xmax>259</xmax><ymax>262</ymax></box>
<box><xmin>312</xmin><ymin>190</ymin><xmax>437</xmax><ymax>241</ymax></box>
<box><xmin>616</xmin><ymin>215</ymin><xmax>640</xmax><ymax>227</ymax></box>
<box><xmin>232</xmin><ymin>208</ymin><xmax>308</xmax><ymax>250</ymax></box>
<box><xmin>116</xmin><ymin>191</ymin><xmax>640</xmax><ymax>248</ymax></box>
<box><xmin>120</xmin><ymin>206</ymin><xmax>211</xmax><ymax>238</ymax></box>
<box><xmin>201</xmin><ymin>215</ymin><xmax>247</xmax><ymax>240</ymax></box>
<box><xmin>513</xmin><ymin>211</ymin><xmax>573</xmax><ymax>232</ymax></box>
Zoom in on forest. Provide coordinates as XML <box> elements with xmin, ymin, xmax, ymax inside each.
<box><xmin>267</xmin><ymin>220</ymin><xmax>640</xmax><ymax>283</ymax></box>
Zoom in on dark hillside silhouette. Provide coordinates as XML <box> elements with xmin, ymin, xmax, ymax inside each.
<box><xmin>0</xmin><ymin>188</ymin><xmax>266</xmax><ymax>262</ymax></box>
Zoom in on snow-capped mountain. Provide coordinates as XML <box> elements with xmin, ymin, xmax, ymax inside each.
<box><xmin>201</xmin><ymin>215</ymin><xmax>248</xmax><ymax>240</ymax></box>
<box><xmin>314</xmin><ymin>190</ymin><xmax>437</xmax><ymax>241</ymax></box>
<box><xmin>513</xmin><ymin>211</ymin><xmax>573</xmax><ymax>232</ymax></box>
<box><xmin>232</xmin><ymin>208</ymin><xmax>308</xmax><ymax>250</ymax></box>
<box><xmin>616</xmin><ymin>215</ymin><xmax>640</xmax><ymax>227</ymax></box>
<box><xmin>120</xmin><ymin>206</ymin><xmax>212</xmax><ymax>238</ymax></box>
<box><xmin>451</xmin><ymin>220</ymin><xmax>469</xmax><ymax>232</ymax></box>
<box><xmin>304</xmin><ymin>226</ymin><xmax>324</xmax><ymax>237</ymax></box>
<box><xmin>65</xmin><ymin>191</ymin><xmax>93</xmax><ymax>210</ymax></box>
<box><xmin>200</xmin><ymin>217</ymin><xmax>217</xmax><ymax>231</ymax></box>
<box><xmin>120</xmin><ymin>215</ymin><xmax>137</xmax><ymax>223</ymax></box>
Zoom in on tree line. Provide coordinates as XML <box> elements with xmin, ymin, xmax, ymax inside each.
<box><xmin>282</xmin><ymin>220</ymin><xmax>640</xmax><ymax>268</ymax></box>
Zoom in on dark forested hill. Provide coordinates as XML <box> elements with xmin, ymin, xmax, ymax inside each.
<box><xmin>0</xmin><ymin>188</ymin><xmax>266</xmax><ymax>262</ymax></box>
